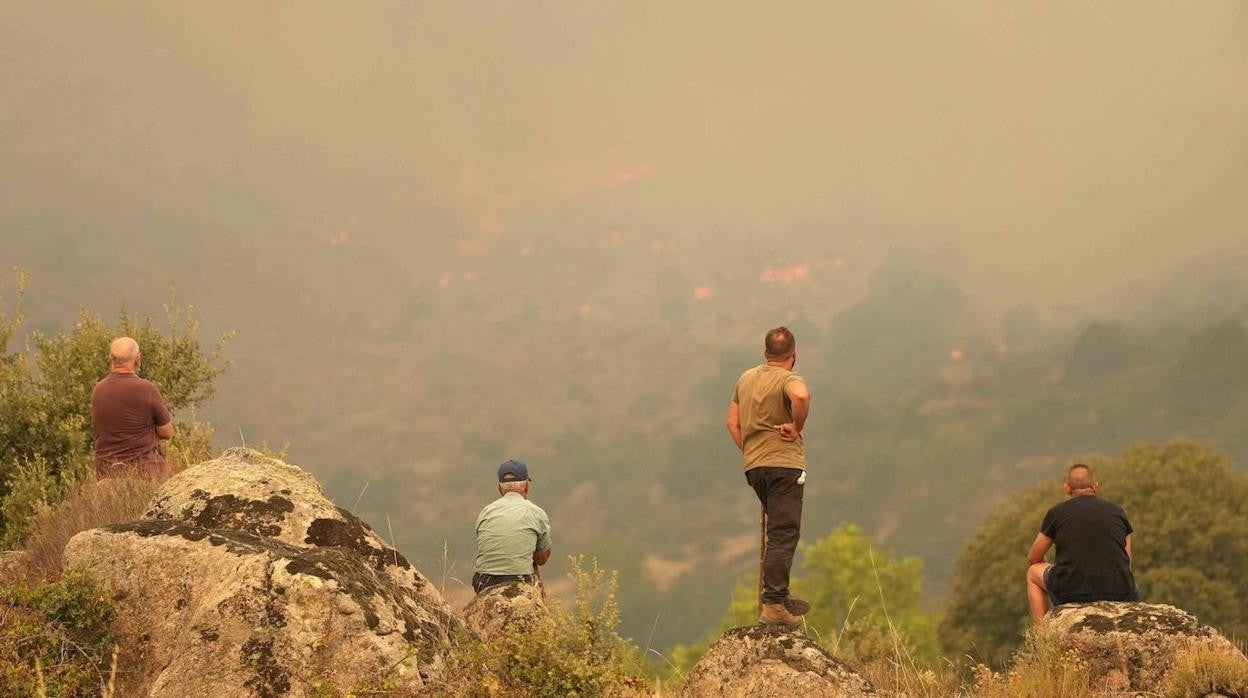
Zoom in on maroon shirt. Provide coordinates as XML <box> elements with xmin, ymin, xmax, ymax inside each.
<box><xmin>91</xmin><ymin>372</ymin><xmax>172</xmax><ymax>477</ymax></box>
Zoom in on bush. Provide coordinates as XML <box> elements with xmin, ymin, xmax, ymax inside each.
<box><xmin>0</xmin><ymin>456</ymin><xmax>81</xmax><ymax>550</ymax></box>
<box><xmin>0</xmin><ymin>269</ymin><xmax>230</xmax><ymax>545</ymax></box>
<box><xmin>0</xmin><ymin>569</ymin><xmax>117</xmax><ymax>698</ymax></box>
<box><xmin>1159</xmin><ymin>642</ymin><xmax>1248</xmax><ymax>698</ymax></box>
<box><xmin>441</xmin><ymin>556</ymin><xmax>648</xmax><ymax>696</ymax></box>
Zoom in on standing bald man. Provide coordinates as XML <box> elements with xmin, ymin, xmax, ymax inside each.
<box><xmin>91</xmin><ymin>337</ymin><xmax>174</xmax><ymax>479</ymax></box>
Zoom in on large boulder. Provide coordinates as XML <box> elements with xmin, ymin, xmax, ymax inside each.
<box><xmin>681</xmin><ymin>625</ymin><xmax>877</xmax><ymax>698</ymax></box>
<box><xmin>1045</xmin><ymin>601</ymin><xmax>1248</xmax><ymax>693</ymax></box>
<box><xmin>461</xmin><ymin>581</ymin><xmax>548</xmax><ymax>644</ymax></box>
<box><xmin>64</xmin><ymin>448</ymin><xmax>467</xmax><ymax>697</ymax></box>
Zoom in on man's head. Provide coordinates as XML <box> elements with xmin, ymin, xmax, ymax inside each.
<box><xmin>764</xmin><ymin>326</ymin><xmax>797</xmax><ymax>368</ymax></box>
<box><xmin>1064</xmin><ymin>463</ymin><xmax>1098</xmax><ymax>497</ymax></box>
<box><xmin>109</xmin><ymin>337</ymin><xmax>140</xmax><ymax>372</ymax></box>
<box><xmin>497</xmin><ymin>459</ymin><xmax>531</xmax><ymax>498</ymax></box>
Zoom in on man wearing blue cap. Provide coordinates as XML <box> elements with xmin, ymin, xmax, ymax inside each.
<box><xmin>472</xmin><ymin>459</ymin><xmax>553</xmax><ymax>595</ymax></box>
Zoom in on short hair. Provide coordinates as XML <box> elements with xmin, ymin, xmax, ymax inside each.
<box><xmin>109</xmin><ymin>337</ymin><xmax>139</xmax><ymax>367</ymax></box>
<box><xmin>499</xmin><ymin>481</ymin><xmax>528</xmax><ymax>494</ymax></box>
<box><xmin>1066</xmin><ymin>464</ymin><xmax>1095</xmax><ymax>490</ymax></box>
<box><xmin>764</xmin><ymin>326</ymin><xmax>796</xmax><ymax>359</ymax></box>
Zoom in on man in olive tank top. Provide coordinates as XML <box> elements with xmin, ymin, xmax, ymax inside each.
<box><xmin>727</xmin><ymin>326</ymin><xmax>812</xmax><ymax>627</ymax></box>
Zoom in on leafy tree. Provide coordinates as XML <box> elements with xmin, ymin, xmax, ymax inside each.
<box><xmin>795</xmin><ymin>524</ymin><xmax>939</xmax><ymax>662</ymax></box>
<box><xmin>939</xmin><ymin>441</ymin><xmax>1248</xmax><ymax>668</ymax></box>
<box><xmin>0</xmin><ymin>270</ymin><xmax>230</xmax><ymax>543</ymax></box>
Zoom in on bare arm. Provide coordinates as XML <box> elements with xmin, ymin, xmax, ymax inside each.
<box><xmin>726</xmin><ymin>401</ymin><xmax>743</xmax><ymax>451</ymax></box>
<box><xmin>1125</xmin><ymin>533</ymin><xmax>1133</xmax><ymax>563</ymax></box>
<box><xmin>775</xmin><ymin>380</ymin><xmax>811</xmax><ymax>441</ymax></box>
<box><xmin>786</xmin><ymin>381</ymin><xmax>811</xmax><ymax>434</ymax></box>
<box><xmin>1027</xmin><ymin>532</ymin><xmax>1053</xmax><ymax>566</ymax></box>
<box><xmin>534</xmin><ymin>547</ymin><xmax>552</xmax><ymax>567</ymax></box>
<box><xmin>155</xmin><ymin>421</ymin><xmax>174</xmax><ymax>440</ymax></box>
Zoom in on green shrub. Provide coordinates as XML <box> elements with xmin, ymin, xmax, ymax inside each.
<box><xmin>0</xmin><ymin>569</ymin><xmax>117</xmax><ymax>697</ymax></box>
<box><xmin>442</xmin><ymin>556</ymin><xmax>648</xmax><ymax>696</ymax></box>
<box><xmin>0</xmin><ymin>455</ymin><xmax>80</xmax><ymax>550</ymax></box>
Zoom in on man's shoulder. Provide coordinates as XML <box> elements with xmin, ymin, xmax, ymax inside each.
<box><xmin>735</xmin><ymin>365</ymin><xmax>761</xmax><ymax>383</ymax></box>
<box><xmin>1051</xmin><ymin>496</ymin><xmax>1125</xmax><ymax>517</ymax></box>
<box><xmin>477</xmin><ymin>496</ymin><xmax>506</xmax><ymax>517</ymax></box>
<box><xmin>520</xmin><ymin>498</ymin><xmax>549</xmax><ymax>518</ymax></box>
<box><xmin>1043</xmin><ymin>498</ymin><xmax>1073</xmax><ymax>520</ymax></box>
<box><xmin>1087</xmin><ymin>496</ymin><xmax>1127</xmax><ymax>515</ymax></box>
<box><xmin>96</xmin><ymin>372</ymin><xmax>157</xmax><ymax>390</ymax></box>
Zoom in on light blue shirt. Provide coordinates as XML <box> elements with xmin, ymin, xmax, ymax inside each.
<box><xmin>474</xmin><ymin>492</ymin><xmax>552</xmax><ymax>575</ymax></box>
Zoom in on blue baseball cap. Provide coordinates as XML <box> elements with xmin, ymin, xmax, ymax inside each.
<box><xmin>497</xmin><ymin>459</ymin><xmax>531</xmax><ymax>483</ymax></box>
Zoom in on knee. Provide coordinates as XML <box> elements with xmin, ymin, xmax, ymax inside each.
<box><xmin>1026</xmin><ymin>563</ymin><xmax>1047</xmax><ymax>586</ymax></box>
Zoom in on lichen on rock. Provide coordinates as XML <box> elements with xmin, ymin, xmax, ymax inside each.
<box><xmin>681</xmin><ymin>624</ymin><xmax>877</xmax><ymax>697</ymax></box>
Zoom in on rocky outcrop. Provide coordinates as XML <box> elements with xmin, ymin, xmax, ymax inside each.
<box><xmin>64</xmin><ymin>448</ymin><xmax>467</xmax><ymax>697</ymax></box>
<box><xmin>462</xmin><ymin>581</ymin><xmax>548</xmax><ymax>644</ymax></box>
<box><xmin>1045</xmin><ymin>601</ymin><xmax>1248</xmax><ymax>694</ymax></box>
<box><xmin>681</xmin><ymin>625</ymin><xmax>877</xmax><ymax>698</ymax></box>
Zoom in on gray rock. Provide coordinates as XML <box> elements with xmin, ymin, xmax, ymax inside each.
<box><xmin>1045</xmin><ymin>601</ymin><xmax>1247</xmax><ymax>694</ymax></box>
<box><xmin>681</xmin><ymin>625</ymin><xmax>877</xmax><ymax>697</ymax></box>
<box><xmin>461</xmin><ymin>581</ymin><xmax>548</xmax><ymax>644</ymax></box>
<box><xmin>64</xmin><ymin>448</ymin><xmax>467</xmax><ymax>697</ymax></box>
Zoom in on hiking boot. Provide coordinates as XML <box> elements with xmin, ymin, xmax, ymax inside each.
<box><xmin>758</xmin><ymin>602</ymin><xmax>804</xmax><ymax>627</ymax></box>
<box><xmin>785</xmin><ymin>596</ymin><xmax>811</xmax><ymax>616</ymax></box>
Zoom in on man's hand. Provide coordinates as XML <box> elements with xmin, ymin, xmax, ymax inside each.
<box><xmin>774</xmin><ymin>423</ymin><xmax>801</xmax><ymax>442</ymax></box>
<box><xmin>534</xmin><ymin>547</ymin><xmax>552</xmax><ymax>567</ymax></box>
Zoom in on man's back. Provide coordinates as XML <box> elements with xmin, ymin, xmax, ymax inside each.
<box><xmin>734</xmin><ymin>365</ymin><xmax>806</xmax><ymax>470</ymax></box>
<box><xmin>474</xmin><ymin>492</ymin><xmax>551</xmax><ymax>576</ymax></box>
<box><xmin>91</xmin><ymin>372</ymin><xmax>171</xmax><ymax>466</ymax></box>
<box><xmin>1042</xmin><ymin>496</ymin><xmax>1136</xmax><ymax>602</ymax></box>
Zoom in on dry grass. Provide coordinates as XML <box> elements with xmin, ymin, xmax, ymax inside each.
<box><xmin>969</xmin><ymin>628</ymin><xmax>1096</xmax><ymax>698</ymax></box>
<box><xmin>1158</xmin><ymin>641</ymin><xmax>1248</xmax><ymax>698</ymax></box>
<box><xmin>21</xmin><ymin>477</ymin><xmax>162</xmax><ymax>581</ymax></box>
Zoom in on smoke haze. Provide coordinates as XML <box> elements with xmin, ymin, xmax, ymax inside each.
<box><xmin>4</xmin><ymin>1</ymin><xmax>1246</xmax><ymax>646</ymax></box>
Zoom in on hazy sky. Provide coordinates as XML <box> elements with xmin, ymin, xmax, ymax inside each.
<box><xmin>4</xmin><ymin>1</ymin><xmax>1246</xmax><ymax>306</ymax></box>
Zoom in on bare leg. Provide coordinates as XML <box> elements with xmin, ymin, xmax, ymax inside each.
<box><xmin>1026</xmin><ymin>563</ymin><xmax>1052</xmax><ymax>625</ymax></box>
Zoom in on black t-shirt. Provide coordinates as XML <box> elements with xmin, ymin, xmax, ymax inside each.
<box><xmin>1040</xmin><ymin>495</ymin><xmax>1137</xmax><ymax>602</ymax></box>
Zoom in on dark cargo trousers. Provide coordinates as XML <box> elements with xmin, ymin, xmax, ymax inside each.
<box><xmin>745</xmin><ymin>466</ymin><xmax>804</xmax><ymax>605</ymax></box>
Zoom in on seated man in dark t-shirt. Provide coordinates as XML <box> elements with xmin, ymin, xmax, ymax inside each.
<box><xmin>1025</xmin><ymin>463</ymin><xmax>1139</xmax><ymax>624</ymax></box>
